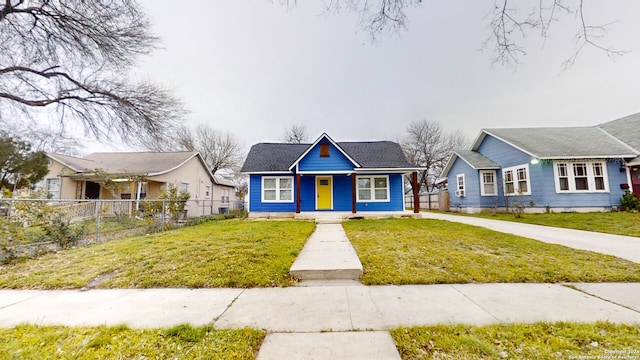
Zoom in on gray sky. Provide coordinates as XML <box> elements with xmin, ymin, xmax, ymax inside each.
<box><xmin>107</xmin><ymin>0</ymin><xmax>640</xmax><ymax>152</ymax></box>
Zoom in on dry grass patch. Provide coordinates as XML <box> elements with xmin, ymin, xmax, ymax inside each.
<box><xmin>343</xmin><ymin>218</ymin><xmax>640</xmax><ymax>285</ymax></box>
<box><xmin>391</xmin><ymin>322</ymin><xmax>640</xmax><ymax>359</ymax></box>
<box><xmin>0</xmin><ymin>220</ymin><xmax>315</xmax><ymax>289</ymax></box>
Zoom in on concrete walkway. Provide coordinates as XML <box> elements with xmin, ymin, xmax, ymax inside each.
<box><xmin>421</xmin><ymin>212</ymin><xmax>640</xmax><ymax>263</ymax></box>
<box><xmin>1</xmin><ymin>283</ymin><xmax>639</xmax><ymax>358</ymax></box>
<box><xmin>290</xmin><ymin>223</ymin><xmax>363</xmax><ymax>280</ymax></box>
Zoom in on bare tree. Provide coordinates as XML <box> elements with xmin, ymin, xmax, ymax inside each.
<box><xmin>157</xmin><ymin>125</ymin><xmax>244</xmax><ymax>177</ymax></box>
<box><xmin>402</xmin><ymin>119</ymin><xmax>467</xmax><ymax>192</ymax></box>
<box><xmin>487</xmin><ymin>0</ymin><xmax>625</xmax><ymax>68</ymax></box>
<box><xmin>286</xmin><ymin>0</ymin><xmax>623</xmax><ymax>68</ymax></box>
<box><xmin>0</xmin><ymin>1</ymin><xmax>184</xmax><ymax>147</ymax></box>
<box><xmin>282</xmin><ymin>123</ymin><xmax>309</xmax><ymax>144</ymax></box>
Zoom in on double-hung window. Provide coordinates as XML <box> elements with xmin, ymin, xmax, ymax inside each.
<box><xmin>262</xmin><ymin>177</ymin><xmax>293</xmax><ymax>202</ymax></box>
<box><xmin>553</xmin><ymin>160</ymin><xmax>608</xmax><ymax>192</ymax></box>
<box><xmin>46</xmin><ymin>178</ymin><xmax>61</xmax><ymax>199</ymax></box>
<box><xmin>502</xmin><ymin>164</ymin><xmax>530</xmax><ymax>195</ymax></box>
<box><xmin>455</xmin><ymin>174</ymin><xmax>465</xmax><ymax>197</ymax></box>
<box><xmin>356</xmin><ymin>176</ymin><xmax>389</xmax><ymax>201</ymax></box>
<box><xmin>480</xmin><ymin>170</ymin><xmax>497</xmax><ymax>196</ymax></box>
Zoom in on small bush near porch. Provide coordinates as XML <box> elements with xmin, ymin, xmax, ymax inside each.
<box><xmin>0</xmin><ymin>220</ymin><xmax>315</xmax><ymax>289</ymax></box>
<box><xmin>343</xmin><ymin>219</ymin><xmax>640</xmax><ymax>285</ymax></box>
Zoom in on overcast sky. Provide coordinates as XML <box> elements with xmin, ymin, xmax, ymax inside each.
<box><xmin>98</xmin><ymin>0</ymin><xmax>640</xmax><ymax>152</ymax></box>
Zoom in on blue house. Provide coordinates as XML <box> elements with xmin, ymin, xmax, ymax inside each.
<box><xmin>241</xmin><ymin>133</ymin><xmax>423</xmax><ymax>217</ymax></box>
<box><xmin>441</xmin><ymin>114</ymin><xmax>640</xmax><ymax>213</ymax></box>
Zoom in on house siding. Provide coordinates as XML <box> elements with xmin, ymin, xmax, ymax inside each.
<box><xmin>298</xmin><ymin>141</ymin><xmax>354</xmax><ymax>172</ymax></box>
<box><xmin>447</xmin><ymin>158</ymin><xmax>481</xmax><ymax>209</ymax></box>
<box><xmin>249</xmin><ymin>174</ymin><xmax>296</xmax><ymax>212</ymax></box>
<box><xmin>448</xmin><ymin>134</ymin><xmax>630</xmax><ymax>211</ymax></box>
<box><xmin>355</xmin><ymin>173</ymin><xmax>404</xmax><ymax>211</ymax></box>
<box><xmin>252</xmin><ymin>173</ymin><xmax>405</xmax><ymax>212</ymax></box>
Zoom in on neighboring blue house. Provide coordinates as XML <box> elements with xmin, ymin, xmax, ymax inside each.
<box><xmin>241</xmin><ymin>133</ymin><xmax>423</xmax><ymax>217</ymax></box>
<box><xmin>441</xmin><ymin>114</ymin><xmax>640</xmax><ymax>213</ymax></box>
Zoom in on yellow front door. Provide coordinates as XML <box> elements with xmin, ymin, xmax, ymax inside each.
<box><xmin>316</xmin><ymin>176</ymin><xmax>332</xmax><ymax>210</ymax></box>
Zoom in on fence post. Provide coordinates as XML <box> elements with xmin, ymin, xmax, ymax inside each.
<box><xmin>162</xmin><ymin>200</ymin><xmax>166</xmax><ymax>229</ymax></box>
<box><xmin>96</xmin><ymin>201</ymin><xmax>102</xmax><ymax>243</ymax></box>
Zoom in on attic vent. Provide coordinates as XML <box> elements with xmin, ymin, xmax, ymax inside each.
<box><xmin>320</xmin><ymin>144</ymin><xmax>330</xmax><ymax>157</ymax></box>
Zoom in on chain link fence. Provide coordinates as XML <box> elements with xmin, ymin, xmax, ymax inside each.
<box><xmin>0</xmin><ymin>198</ymin><xmax>245</xmax><ymax>262</ymax></box>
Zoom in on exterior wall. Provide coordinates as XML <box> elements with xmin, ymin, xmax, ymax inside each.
<box><xmin>250</xmin><ymin>173</ymin><xmax>405</xmax><ymax>212</ymax></box>
<box><xmin>450</xmin><ymin>134</ymin><xmax>630</xmax><ymax>211</ymax></box>
<box><xmin>44</xmin><ymin>159</ymin><xmax>78</xmax><ymax>199</ymax></box>
<box><xmin>447</xmin><ymin>158</ymin><xmax>481</xmax><ymax>209</ymax></box>
<box><xmin>355</xmin><ymin>173</ymin><xmax>404</xmax><ymax>211</ymax></box>
<box><xmin>249</xmin><ymin>174</ymin><xmax>296</xmax><ymax>212</ymax></box>
<box><xmin>298</xmin><ymin>141</ymin><xmax>354</xmax><ymax>172</ymax></box>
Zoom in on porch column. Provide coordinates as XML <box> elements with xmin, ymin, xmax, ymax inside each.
<box><xmin>412</xmin><ymin>171</ymin><xmax>420</xmax><ymax>213</ymax></box>
<box><xmin>295</xmin><ymin>173</ymin><xmax>301</xmax><ymax>214</ymax></box>
<box><xmin>351</xmin><ymin>173</ymin><xmax>357</xmax><ymax>213</ymax></box>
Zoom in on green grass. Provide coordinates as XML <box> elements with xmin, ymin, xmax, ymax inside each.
<box><xmin>391</xmin><ymin>322</ymin><xmax>640</xmax><ymax>359</ymax></box>
<box><xmin>0</xmin><ymin>324</ymin><xmax>265</xmax><ymax>360</ymax></box>
<box><xmin>457</xmin><ymin>211</ymin><xmax>640</xmax><ymax>237</ymax></box>
<box><xmin>343</xmin><ymin>218</ymin><xmax>640</xmax><ymax>285</ymax></box>
<box><xmin>0</xmin><ymin>220</ymin><xmax>315</xmax><ymax>289</ymax></box>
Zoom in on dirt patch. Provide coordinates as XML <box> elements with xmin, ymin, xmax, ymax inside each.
<box><xmin>83</xmin><ymin>270</ymin><xmax>118</xmax><ymax>290</ymax></box>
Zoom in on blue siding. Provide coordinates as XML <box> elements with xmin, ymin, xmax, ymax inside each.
<box><xmin>538</xmin><ymin>160</ymin><xmax>628</xmax><ymax>209</ymax></box>
<box><xmin>450</xmin><ymin>133</ymin><xmax>630</xmax><ymax>210</ymax></box>
<box><xmin>447</xmin><ymin>158</ymin><xmax>481</xmax><ymax>208</ymax></box>
<box><xmin>300</xmin><ymin>175</ymin><xmax>316</xmax><ymax>211</ymax></box>
<box><xmin>298</xmin><ymin>140</ymin><xmax>355</xmax><ymax>172</ymax></box>
<box><xmin>252</xmin><ymin>173</ymin><xmax>404</xmax><ymax>212</ymax></box>
<box><xmin>249</xmin><ymin>174</ymin><xmax>296</xmax><ymax>212</ymax></box>
<box><xmin>355</xmin><ymin>174</ymin><xmax>404</xmax><ymax>211</ymax></box>
<box><xmin>333</xmin><ymin>175</ymin><xmax>353</xmax><ymax>211</ymax></box>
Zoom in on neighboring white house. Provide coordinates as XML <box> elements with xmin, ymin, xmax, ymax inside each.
<box><xmin>44</xmin><ymin>151</ymin><xmax>236</xmax><ymax>217</ymax></box>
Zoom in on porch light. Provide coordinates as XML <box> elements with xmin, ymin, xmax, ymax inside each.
<box><xmin>530</xmin><ymin>158</ymin><xmax>539</xmax><ymax>165</ymax></box>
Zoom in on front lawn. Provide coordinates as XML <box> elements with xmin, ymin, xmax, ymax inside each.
<box><xmin>458</xmin><ymin>211</ymin><xmax>640</xmax><ymax>237</ymax></box>
<box><xmin>0</xmin><ymin>220</ymin><xmax>315</xmax><ymax>289</ymax></box>
<box><xmin>0</xmin><ymin>324</ymin><xmax>265</xmax><ymax>360</ymax></box>
<box><xmin>391</xmin><ymin>322</ymin><xmax>640</xmax><ymax>360</ymax></box>
<box><xmin>343</xmin><ymin>218</ymin><xmax>640</xmax><ymax>285</ymax></box>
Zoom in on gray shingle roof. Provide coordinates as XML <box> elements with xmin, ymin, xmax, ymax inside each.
<box><xmin>454</xmin><ymin>150</ymin><xmax>500</xmax><ymax>169</ymax></box>
<box><xmin>598</xmin><ymin>113</ymin><xmax>640</xmax><ymax>153</ymax></box>
<box><xmin>240</xmin><ymin>141</ymin><xmax>412</xmax><ymax>173</ymax></box>
<box><xmin>480</xmin><ymin>127</ymin><xmax>636</xmax><ymax>158</ymax></box>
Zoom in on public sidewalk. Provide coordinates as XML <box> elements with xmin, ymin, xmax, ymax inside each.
<box><xmin>421</xmin><ymin>212</ymin><xmax>640</xmax><ymax>263</ymax></box>
<box><xmin>1</xmin><ymin>283</ymin><xmax>640</xmax><ymax>359</ymax></box>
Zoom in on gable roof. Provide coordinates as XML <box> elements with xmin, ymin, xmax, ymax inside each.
<box><xmin>440</xmin><ymin>150</ymin><xmax>499</xmax><ymax>178</ymax></box>
<box><xmin>48</xmin><ymin>151</ymin><xmax>214</xmax><ymax>179</ymax></box>
<box><xmin>473</xmin><ymin>127</ymin><xmax>637</xmax><ymax>159</ymax></box>
<box><xmin>288</xmin><ymin>133</ymin><xmax>360</xmax><ymax>171</ymax></box>
<box><xmin>241</xmin><ymin>137</ymin><xmax>415</xmax><ymax>173</ymax></box>
<box><xmin>598</xmin><ymin>113</ymin><xmax>640</xmax><ymax>153</ymax></box>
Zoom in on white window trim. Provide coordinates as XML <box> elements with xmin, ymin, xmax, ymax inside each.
<box><xmin>204</xmin><ymin>185</ymin><xmax>211</xmax><ymax>199</ymax></box>
<box><xmin>46</xmin><ymin>178</ymin><xmax>61</xmax><ymax>199</ymax></box>
<box><xmin>455</xmin><ymin>174</ymin><xmax>465</xmax><ymax>197</ymax></box>
<box><xmin>480</xmin><ymin>170</ymin><xmax>497</xmax><ymax>196</ymax></box>
<box><xmin>356</xmin><ymin>175</ymin><xmax>390</xmax><ymax>202</ymax></box>
<box><xmin>261</xmin><ymin>176</ymin><xmax>294</xmax><ymax>203</ymax></box>
<box><xmin>502</xmin><ymin>164</ymin><xmax>531</xmax><ymax>196</ymax></box>
<box><xmin>553</xmin><ymin>160</ymin><xmax>609</xmax><ymax>193</ymax></box>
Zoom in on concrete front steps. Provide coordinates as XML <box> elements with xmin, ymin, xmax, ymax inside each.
<box><xmin>290</xmin><ymin>223</ymin><xmax>363</xmax><ymax>281</ymax></box>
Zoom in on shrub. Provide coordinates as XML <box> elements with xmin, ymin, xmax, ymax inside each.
<box><xmin>620</xmin><ymin>190</ymin><xmax>639</xmax><ymax>212</ymax></box>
